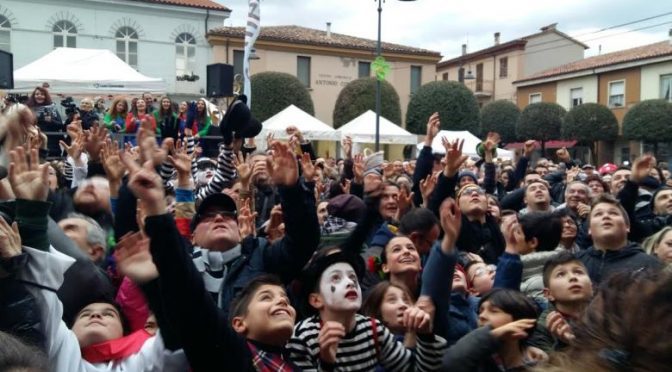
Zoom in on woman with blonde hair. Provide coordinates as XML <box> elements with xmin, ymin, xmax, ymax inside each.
<box><xmin>643</xmin><ymin>226</ymin><xmax>672</xmax><ymax>266</ymax></box>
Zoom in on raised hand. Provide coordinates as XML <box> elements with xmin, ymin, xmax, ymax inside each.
<box><xmin>546</xmin><ymin>311</ymin><xmax>575</xmax><ymax>344</ymax></box>
<box><xmin>266</xmin><ymin>141</ymin><xmax>299</xmax><ymax>187</ymax></box>
<box><xmin>265</xmin><ymin>204</ymin><xmax>285</xmax><ymax>243</ymax></box>
<box><xmin>439</xmin><ymin>198</ymin><xmax>462</xmax><ymax>253</ymax></box>
<box><xmin>502</xmin><ymin>216</ymin><xmax>527</xmax><ymax>255</ymax></box>
<box><xmin>340</xmin><ymin>179</ymin><xmax>352</xmax><ymax>195</ymax></box>
<box><xmin>566</xmin><ymin>166</ymin><xmax>580</xmax><ymax>183</ymax></box>
<box><xmin>341</xmin><ymin>136</ymin><xmax>353</xmax><ymax>159</ymax></box>
<box><xmin>60</xmin><ymin>133</ymin><xmax>84</xmax><ymax>162</ymax></box>
<box><xmin>491</xmin><ymin>319</ymin><xmax>536</xmax><ymax>341</ymax></box>
<box><xmin>100</xmin><ymin>139</ymin><xmax>126</xmax><ymax>185</ymax></box>
<box><xmin>576</xmin><ymin>202</ymin><xmax>591</xmax><ymax>218</ymax></box>
<box><xmin>402</xmin><ymin>306</ymin><xmax>432</xmax><ymax>335</ymax></box>
<box><xmin>8</xmin><ymin>147</ymin><xmax>49</xmax><ymax>201</ymax></box>
<box><xmin>424</xmin><ymin>112</ymin><xmax>440</xmax><ymax>146</ymax></box>
<box><xmin>396</xmin><ymin>188</ymin><xmax>414</xmax><ymax>219</ymax></box>
<box><xmin>556</xmin><ymin>147</ymin><xmax>571</xmax><ymax>163</ymax></box>
<box><xmin>318</xmin><ymin>321</ymin><xmax>345</xmax><ymax>364</ymax></box>
<box><xmin>167</xmin><ymin>140</ymin><xmax>193</xmax><ymax>183</ymax></box>
<box><xmin>419</xmin><ymin>172</ymin><xmax>438</xmax><ymax>204</ymax></box>
<box><xmin>238</xmin><ymin>199</ymin><xmax>257</xmax><ymax>238</ymax></box>
<box><xmin>441</xmin><ymin>137</ymin><xmax>468</xmax><ymax>177</ymax></box>
<box><xmin>234</xmin><ymin>151</ymin><xmax>252</xmax><ymax>188</ymax></box>
<box><xmin>114</xmin><ymin>232</ymin><xmax>158</xmax><ymax>284</ymax></box>
<box><xmin>631</xmin><ymin>155</ymin><xmax>655</xmax><ymax>184</ymax></box>
<box><xmin>523</xmin><ymin>140</ymin><xmax>536</xmax><ymax>158</ymax></box>
<box><xmin>120</xmin><ymin>149</ymin><xmax>165</xmax><ymax>216</ymax></box>
<box><xmin>300</xmin><ymin>152</ymin><xmax>316</xmax><ymax>182</ymax></box>
<box><xmin>286</xmin><ymin>125</ymin><xmax>304</xmax><ymax>142</ymax></box>
<box><xmin>66</xmin><ymin>120</ymin><xmax>83</xmax><ymax>140</ymax></box>
<box><xmin>353</xmin><ymin>153</ymin><xmax>365</xmax><ymax>183</ymax></box>
<box><xmin>0</xmin><ymin>218</ymin><xmax>21</xmax><ymax>259</ymax></box>
<box><xmin>83</xmin><ymin>125</ymin><xmax>108</xmax><ymax>161</ymax></box>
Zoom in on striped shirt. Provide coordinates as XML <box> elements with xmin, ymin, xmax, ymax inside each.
<box><xmin>287</xmin><ymin>314</ymin><xmax>447</xmax><ymax>372</ymax></box>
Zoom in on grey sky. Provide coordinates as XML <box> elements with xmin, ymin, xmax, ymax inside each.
<box><xmin>216</xmin><ymin>0</ymin><xmax>671</xmax><ymax>60</ymax></box>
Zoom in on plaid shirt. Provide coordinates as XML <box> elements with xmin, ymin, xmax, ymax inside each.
<box><xmin>247</xmin><ymin>341</ymin><xmax>297</xmax><ymax>372</ymax></box>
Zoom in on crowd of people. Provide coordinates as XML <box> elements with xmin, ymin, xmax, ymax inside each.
<box><xmin>0</xmin><ymin>87</ymin><xmax>671</xmax><ymax>371</ymax></box>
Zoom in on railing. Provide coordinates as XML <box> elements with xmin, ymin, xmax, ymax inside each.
<box><xmin>464</xmin><ymin>79</ymin><xmax>494</xmax><ymax>96</ymax></box>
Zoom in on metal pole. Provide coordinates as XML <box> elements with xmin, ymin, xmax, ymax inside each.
<box><xmin>375</xmin><ymin>0</ymin><xmax>382</xmax><ymax>152</ymax></box>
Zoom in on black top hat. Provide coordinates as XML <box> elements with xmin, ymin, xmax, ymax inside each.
<box><xmin>219</xmin><ymin>95</ymin><xmax>262</xmax><ymax>140</ymax></box>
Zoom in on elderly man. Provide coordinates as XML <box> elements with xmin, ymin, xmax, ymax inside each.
<box><xmin>58</xmin><ymin>213</ymin><xmax>108</xmax><ymax>266</ymax></box>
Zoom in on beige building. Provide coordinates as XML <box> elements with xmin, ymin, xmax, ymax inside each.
<box><xmin>207</xmin><ymin>25</ymin><xmax>441</xmax><ymax>128</ymax></box>
<box><xmin>514</xmin><ymin>40</ymin><xmax>672</xmax><ymax>164</ymax></box>
<box><xmin>436</xmin><ymin>24</ymin><xmax>587</xmax><ymax>106</ymax></box>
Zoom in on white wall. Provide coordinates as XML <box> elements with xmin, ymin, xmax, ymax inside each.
<box><xmin>1</xmin><ymin>0</ymin><xmax>228</xmax><ymax>95</ymax></box>
<box><xmin>524</xmin><ymin>32</ymin><xmax>584</xmax><ymax>77</ymax></box>
<box><xmin>640</xmin><ymin>61</ymin><xmax>672</xmax><ymax>100</ymax></box>
<box><xmin>556</xmin><ymin>75</ymin><xmax>598</xmax><ymax>110</ymax></box>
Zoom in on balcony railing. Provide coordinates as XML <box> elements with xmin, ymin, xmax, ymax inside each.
<box><xmin>464</xmin><ymin>79</ymin><xmax>494</xmax><ymax>97</ymax></box>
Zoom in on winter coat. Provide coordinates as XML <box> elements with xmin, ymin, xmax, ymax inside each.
<box><xmin>576</xmin><ymin>242</ymin><xmax>662</xmax><ymax>284</ymax></box>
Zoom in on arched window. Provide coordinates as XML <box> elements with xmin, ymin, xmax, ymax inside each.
<box><xmin>53</xmin><ymin>20</ymin><xmax>76</xmax><ymax>48</ymax></box>
<box><xmin>175</xmin><ymin>32</ymin><xmax>196</xmax><ymax>77</ymax></box>
<box><xmin>0</xmin><ymin>15</ymin><xmax>10</xmax><ymax>52</ymax></box>
<box><xmin>116</xmin><ymin>26</ymin><xmax>138</xmax><ymax>68</ymax></box>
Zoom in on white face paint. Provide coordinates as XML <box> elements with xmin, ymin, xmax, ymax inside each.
<box><xmin>318</xmin><ymin>262</ymin><xmax>362</xmax><ymax>312</ymax></box>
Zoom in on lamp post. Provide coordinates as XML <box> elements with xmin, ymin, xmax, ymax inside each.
<box><xmin>375</xmin><ymin>0</ymin><xmax>416</xmax><ymax>152</ymax></box>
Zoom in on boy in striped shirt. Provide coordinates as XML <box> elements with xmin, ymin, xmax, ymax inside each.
<box><xmin>287</xmin><ymin>250</ymin><xmax>446</xmax><ymax>371</ymax></box>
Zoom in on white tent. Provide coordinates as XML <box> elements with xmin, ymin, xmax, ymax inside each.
<box><xmin>12</xmin><ymin>48</ymin><xmax>167</xmax><ymax>94</ymax></box>
<box><xmin>261</xmin><ymin>105</ymin><xmax>338</xmax><ymax>140</ymax></box>
<box><xmin>416</xmin><ymin>130</ymin><xmax>515</xmax><ymax>159</ymax></box>
<box><xmin>339</xmin><ymin>110</ymin><xmax>417</xmax><ymax>145</ymax></box>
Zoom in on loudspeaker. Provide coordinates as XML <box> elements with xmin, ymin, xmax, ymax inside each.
<box><xmin>206</xmin><ymin>63</ymin><xmax>233</xmax><ymax>98</ymax></box>
<box><xmin>0</xmin><ymin>50</ymin><xmax>13</xmax><ymax>90</ymax></box>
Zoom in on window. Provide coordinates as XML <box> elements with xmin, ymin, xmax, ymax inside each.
<box><xmin>608</xmin><ymin>80</ymin><xmax>625</xmax><ymax>107</ymax></box>
<box><xmin>499</xmin><ymin>57</ymin><xmax>508</xmax><ymax>78</ymax></box>
<box><xmin>53</xmin><ymin>20</ymin><xmax>77</xmax><ymax>48</ymax></box>
<box><xmin>297</xmin><ymin>56</ymin><xmax>311</xmax><ymax>87</ymax></box>
<box><xmin>115</xmin><ymin>26</ymin><xmax>138</xmax><ymax>69</ymax></box>
<box><xmin>458</xmin><ymin>67</ymin><xmax>465</xmax><ymax>83</ymax></box>
<box><xmin>660</xmin><ymin>74</ymin><xmax>672</xmax><ymax>102</ymax></box>
<box><xmin>175</xmin><ymin>33</ymin><xmax>196</xmax><ymax>77</ymax></box>
<box><xmin>570</xmin><ymin>87</ymin><xmax>583</xmax><ymax>108</ymax></box>
<box><xmin>529</xmin><ymin>93</ymin><xmax>542</xmax><ymax>104</ymax></box>
<box><xmin>410</xmin><ymin>65</ymin><xmax>422</xmax><ymax>94</ymax></box>
<box><xmin>476</xmin><ymin>63</ymin><xmax>483</xmax><ymax>91</ymax></box>
<box><xmin>358</xmin><ymin>61</ymin><xmax>371</xmax><ymax>78</ymax></box>
<box><xmin>442</xmin><ymin>72</ymin><xmax>448</xmax><ymax>81</ymax></box>
<box><xmin>0</xmin><ymin>16</ymin><xmax>10</xmax><ymax>52</ymax></box>
<box><xmin>233</xmin><ymin>50</ymin><xmax>244</xmax><ymax>77</ymax></box>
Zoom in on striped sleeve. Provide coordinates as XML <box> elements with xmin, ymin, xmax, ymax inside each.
<box><xmin>185</xmin><ymin>136</ymin><xmax>197</xmax><ymax>182</ymax></box>
<box><xmin>159</xmin><ymin>160</ymin><xmax>176</xmax><ymax>187</ymax></box>
<box><xmin>415</xmin><ymin>334</ymin><xmax>448</xmax><ymax>372</ymax></box>
<box><xmin>376</xmin><ymin>319</ymin><xmax>416</xmax><ymax>372</ymax></box>
<box><xmin>62</xmin><ymin>158</ymin><xmax>73</xmax><ymax>184</ymax></box>
<box><xmin>286</xmin><ymin>317</ymin><xmax>320</xmax><ymax>371</ymax></box>
<box><xmin>194</xmin><ymin>144</ymin><xmax>236</xmax><ymax>203</ymax></box>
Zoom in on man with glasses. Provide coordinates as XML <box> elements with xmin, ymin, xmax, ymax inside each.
<box><xmin>455</xmin><ymin>184</ymin><xmax>506</xmax><ymax>264</ymax></box>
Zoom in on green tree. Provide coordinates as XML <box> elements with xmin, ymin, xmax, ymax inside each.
<box><xmin>516</xmin><ymin>102</ymin><xmax>566</xmax><ymax>154</ymax></box>
<box><xmin>562</xmin><ymin>103</ymin><xmax>618</xmax><ymax>162</ymax></box>
<box><xmin>333</xmin><ymin>77</ymin><xmax>401</xmax><ymax>128</ymax></box>
<box><xmin>405</xmin><ymin>81</ymin><xmax>480</xmax><ymax>135</ymax></box>
<box><xmin>623</xmin><ymin>99</ymin><xmax>672</xmax><ymax>157</ymax></box>
<box><xmin>250</xmin><ymin>72</ymin><xmax>315</xmax><ymax>122</ymax></box>
<box><xmin>480</xmin><ymin>100</ymin><xmax>520</xmax><ymax>143</ymax></box>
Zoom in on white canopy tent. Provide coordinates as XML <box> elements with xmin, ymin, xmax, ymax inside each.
<box><xmin>261</xmin><ymin>105</ymin><xmax>339</xmax><ymax>141</ymax></box>
<box><xmin>416</xmin><ymin>130</ymin><xmax>515</xmax><ymax>159</ymax></box>
<box><xmin>339</xmin><ymin>110</ymin><xmax>417</xmax><ymax>145</ymax></box>
<box><xmin>12</xmin><ymin>48</ymin><xmax>167</xmax><ymax>95</ymax></box>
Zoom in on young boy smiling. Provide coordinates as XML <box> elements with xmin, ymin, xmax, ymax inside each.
<box><xmin>287</xmin><ymin>249</ymin><xmax>446</xmax><ymax>371</ymax></box>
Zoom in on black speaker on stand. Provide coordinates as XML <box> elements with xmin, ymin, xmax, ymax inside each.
<box><xmin>0</xmin><ymin>50</ymin><xmax>14</xmax><ymax>89</ymax></box>
<box><xmin>206</xmin><ymin>63</ymin><xmax>233</xmax><ymax>98</ymax></box>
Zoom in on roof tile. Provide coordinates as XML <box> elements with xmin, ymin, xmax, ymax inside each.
<box><xmin>517</xmin><ymin>40</ymin><xmax>672</xmax><ymax>83</ymax></box>
<box><xmin>133</xmin><ymin>0</ymin><xmax>229</xmax><ymax>11</ymax></box>
<box><xmin>208</xmin><ymin>25</ymin><xmax>441</xmax><ymax>57</ymax></box>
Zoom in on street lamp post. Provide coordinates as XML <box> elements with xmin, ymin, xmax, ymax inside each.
<box><xmin>374</xmin><ymin>0</ymin><xmax>416</xmax><ymax>152</ymax></box>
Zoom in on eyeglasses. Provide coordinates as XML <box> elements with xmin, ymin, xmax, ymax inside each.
<box><xmin>200</xmin><ymin>210</ymin><xmax>237</xmax><ymax>223</ymax></box>
<box><xmin>469</xmin><ymin>264</ymin><xmax>496</xmax><ymax>282</ymax></box>
<box><xmin>460</xmin><ymin>186</ymin><xmax>486</xmax><ymax>198</ymax></box>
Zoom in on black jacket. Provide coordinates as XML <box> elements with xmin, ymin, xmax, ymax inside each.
<box><xmin>576</xmin><ymin>242</ymin><xmax>662</xmax><ymax>284</ymax></box>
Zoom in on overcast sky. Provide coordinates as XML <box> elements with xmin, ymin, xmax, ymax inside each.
<box><xmin>216</xmin><ymin>0</ymin><xmax>672</xmax><ymax>60</ymax></box>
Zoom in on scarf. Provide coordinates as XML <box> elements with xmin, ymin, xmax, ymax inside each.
<box><xmin>192</xmin><ymin>245</ymin><xmax>242</xmax><ymax>307</ymax></box>
<box><xmin>81</xmin><ymin>329</ymin><xmax>152</xmax><ymax>363</ymax></box>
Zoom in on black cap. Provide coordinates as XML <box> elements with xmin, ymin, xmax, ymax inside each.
<box><xmin>190</xmin><ymin>193</ymin><xmax>238</xmax><ymax>231</ymax></box>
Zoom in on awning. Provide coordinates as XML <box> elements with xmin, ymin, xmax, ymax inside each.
<box><xmin>505</xmin><ymin>140</ymin><xmax>577</xmax><ymax>150</ymax></box>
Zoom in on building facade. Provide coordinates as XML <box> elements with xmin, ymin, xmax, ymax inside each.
<box><xmin>436</xmin><ymin>24</ymin><xmax>587</xmax><ymax>106</ymax></box>
<box><xmin>514</xmin><ymin>40</ymin><xmax>672</xmax><ymax>164</ymax></box>
<box><xmin>0</xmin><ymin>0</ymin><xmax>230</xmax><ymax>97</ymax></box>
<box><xmin>207</xmin><ymin>25</ymin><xmax>441</xmax><ymax>127</ymax></box>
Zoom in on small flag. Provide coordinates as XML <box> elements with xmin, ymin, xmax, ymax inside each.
<box><xmin>243</xmin><ymin>0</ymin><xmax>260</xmax><ymax>107</ymax></box>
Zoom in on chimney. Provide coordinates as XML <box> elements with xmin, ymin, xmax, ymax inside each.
<box><xmin>494</xmin><ymin>32</ymin><xmax>500</xmax><ymax>45</ymax></box>
<box><xmin>461</xmin><ymin>44</ymin><xmax>467</xmax><ymax>55</ymax></box>
<box><xmin>669</xmin><ymin>28</ymin><xmax>672</xmax><ymax>45</ymax></box>
<box><xmin>326</xmin><ymin>22</ymin><xmax>332</xmax><ymax>38</ymax></box>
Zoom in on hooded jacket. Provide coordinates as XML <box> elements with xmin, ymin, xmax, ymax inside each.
<box><xmin>576</xmin><ymin>242</ymin><xmax>662</xmax><ymax>284</ymax></box>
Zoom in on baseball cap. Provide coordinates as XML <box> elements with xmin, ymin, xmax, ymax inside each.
<box><xmin>190</xmin><ymin>193</ymin><xmax>238</xmax><ymax>231</ymax></box>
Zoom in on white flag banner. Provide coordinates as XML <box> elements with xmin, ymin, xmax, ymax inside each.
<box><xmin>243</xmin><ymin>0</ymin><xmax>260</xmax><ymax>107</ymax></box>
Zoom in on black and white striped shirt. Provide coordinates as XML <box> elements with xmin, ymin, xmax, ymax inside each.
<box><xmin>287</xmin><ymin>314</ymin><xmax>447</xmax><ymax>372</ymax></box>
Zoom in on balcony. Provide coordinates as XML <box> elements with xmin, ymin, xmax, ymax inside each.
<box><xmin>464</xmin><ymin>79</ymin><xmax>494</xmax><ymax>97</ymax></box>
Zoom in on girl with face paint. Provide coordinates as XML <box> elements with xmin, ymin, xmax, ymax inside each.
<box><xmin>287</xmin><ymin>251</ymin><xmax>447</xmax><ymax>371</ymax></box>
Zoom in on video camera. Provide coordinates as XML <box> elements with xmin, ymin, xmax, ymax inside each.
<box><xmin>60</xmin><ymin>96</ymin><xmax>78</xmax><ymax>118</ymax></box>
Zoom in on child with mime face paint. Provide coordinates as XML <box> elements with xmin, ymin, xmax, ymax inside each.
<box><xmin>287</xmin><ymin>249</ymin><xmax>447</xmax><ymax>371</ymax></box>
